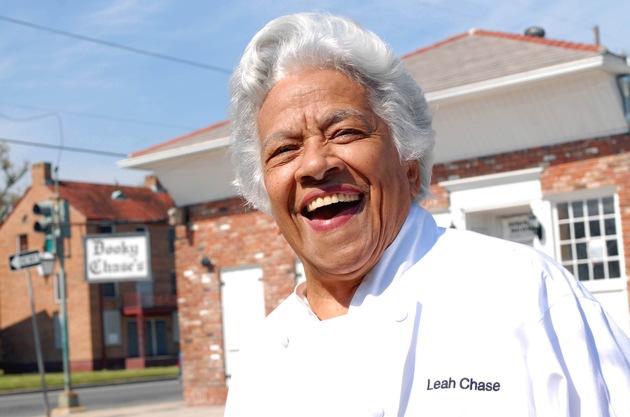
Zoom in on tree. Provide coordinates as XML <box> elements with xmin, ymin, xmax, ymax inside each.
<box><xmin>0</xmin><ymin>143</ymin><xmax>28</xmax><ymax>221</ymax></box>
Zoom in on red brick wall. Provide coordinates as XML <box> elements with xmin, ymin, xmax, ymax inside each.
<box><xmin>432</xmin><ymin>133</ymin><xmax>630</xmax><ymax>184</ymax></box>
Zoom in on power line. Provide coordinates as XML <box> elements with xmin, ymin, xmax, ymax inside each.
<box><xmin>0</xmin><ymin>14</ymin><xmax>232</xmax><ymax>74</ymax></box>
<box><xmin>0</xmin><ymin>111</ymin><xmax>67</xmax><ymax>167</ymax></box>
<box><xmin>0</xmin><ymin>101</ymin><xmax>197</xmax><ymax>131</ymax></box>
<box><xmin>0</xmin><ymin>137</ymin><xmax>127</xmax><ymax>158</ymax></box>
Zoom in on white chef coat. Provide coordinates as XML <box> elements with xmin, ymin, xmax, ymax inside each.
<box><xmin>224</xmin><ymin>204</ymin><xmax>630</xmax><ymax>417</ymax></box>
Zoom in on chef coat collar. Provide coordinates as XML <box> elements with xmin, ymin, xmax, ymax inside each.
<box><xmin>350</xmin><ymin>204</ymin><xmax>441</xmax><ymax>311</ymax></box>
<box><xmin>292</xmin><ymin>204</ymin><xmax>441</xmax><ymax>318</ymax></box>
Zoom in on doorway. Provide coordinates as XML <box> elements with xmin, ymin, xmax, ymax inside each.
<box><xmin>466</xmin><ymin>206</ymin><xmax>538</xmax><ymax>246</ymax></box>
<box><xmin>127</xmin><ymin>318</ymin><xmax>168</xmax><ymax>357</ymax></box>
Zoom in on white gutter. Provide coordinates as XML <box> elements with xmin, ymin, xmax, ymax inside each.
<box><xmin>426</xmin><ymin>54</ymin><xmax>629</xmax><ymax>103</ymax></box>
<box><xmin>439</xmin><ymin>167</ymin><xmax>543</xmax><ymax>192</ymax></box>
<box><xmin>117</xmin><ymin>136</ymin><xmax>231</xmax><ymax>169</ymax></box>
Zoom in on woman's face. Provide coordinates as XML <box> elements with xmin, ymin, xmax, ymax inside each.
<box><xmin>257</xmin><ymin>68</ymin><xmax>420</xmax><ymax>284</ymax></box>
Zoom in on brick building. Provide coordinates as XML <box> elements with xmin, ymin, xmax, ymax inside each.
<box><xmin>119</xmin><ymin>29</ymin><xmax>630</xmax><ymax>405</ymax></box>
<box><xmin>0</xmin><ymin>162</ymin><xmax>178</xmax><ymax>372</ymax></box>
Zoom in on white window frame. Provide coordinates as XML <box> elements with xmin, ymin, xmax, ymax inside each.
<box><xmin>548</xmin><ymin>187</ymin><xmax>626</xmax><ymax>292</ymax></box>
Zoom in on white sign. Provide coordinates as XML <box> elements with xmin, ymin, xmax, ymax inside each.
<box><xmin>83</xmin><ymin>233</ymin><xmax>152</xmax><ymax>283</ymax></box>
<box><xmin>9</xmin><ymin>250</ymin><xmax>41</xmax><ymax>271</ymax></box>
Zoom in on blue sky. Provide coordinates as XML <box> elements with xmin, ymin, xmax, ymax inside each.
<box><xmin>1</xmin><ymin>0</ymin><xmax>628</xmax><ymax>191</ymax></box>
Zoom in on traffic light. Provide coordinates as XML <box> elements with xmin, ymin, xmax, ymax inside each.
<box><xmin>33</xmin><ymin>199</ymin><xmax>55</xmax><ymax>252</ymax></box>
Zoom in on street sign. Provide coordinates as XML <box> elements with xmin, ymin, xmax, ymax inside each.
<box><xmin>9</xmin><ymin>250</ymin><xmax>41</xmax><ymax>271</ymax></box>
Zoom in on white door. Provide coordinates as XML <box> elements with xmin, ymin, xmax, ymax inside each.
<box><xmin>220</xmin><ymin>266</ymin><xmax>265</xmax><ymax>383</ymax></box>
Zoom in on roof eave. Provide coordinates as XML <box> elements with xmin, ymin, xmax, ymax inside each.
<box><xmin>118</xmin><ymin>136</ymin><xmax>231</xmax><ymax>169</ymax></box>
<box><xmin>426</xmin><ymin>54</ymin><xmax>629</xmax><ymax>103</ymax></box>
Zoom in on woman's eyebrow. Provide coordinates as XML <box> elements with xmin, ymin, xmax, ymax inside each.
<box><xmin>261</xmin><ymin>129</ymin><xmax>294</xmax><ymax>150</ymax></box>
<box><xmin>321</xmin><ymin>109</ymin><xmax>371</xmax><ymax>129</ymax></box>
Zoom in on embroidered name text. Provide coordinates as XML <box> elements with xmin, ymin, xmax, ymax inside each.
<box><xmin>427</xmin><ymin>377</ymin><xmax>501</xmax><ymax>392</ymax></box>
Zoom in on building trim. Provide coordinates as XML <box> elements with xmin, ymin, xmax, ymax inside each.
<box><xmin>439</xmin><ymin>167</ymin><xmax>544</xmax><ymax>192</ymax></box>
<box><xmin>117</xmin><ymin>136</ymin><xmax>231</xmax><ymax>169</ymax></box>
<box><xmin>426</xmin><ymin>55</ymin><xmax>628</xmax><ymax>103</ymax></box>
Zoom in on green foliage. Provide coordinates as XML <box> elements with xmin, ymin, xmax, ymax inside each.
<box><xmin>0</xmin><ymin>366</ymin><xmax>179</xmax><ymax>391</ymax></box>
<box><xmin>0</xmin><ymin>143</ymin><xmax>28</xmax><ymax>221</ymax></box>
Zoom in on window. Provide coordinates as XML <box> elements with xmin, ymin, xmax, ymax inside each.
<box><xmin>53</xmin><ymin>274</ymin><xmax>61</xmax><ymax>303</ymax></box>
<box><xmin>168</xmin><ymin>227</ymin><xmax>175</xmax><ymax>254</ymax></box>
<box><xmin>136</xmin><ymin>281</ymin><xmax>154</xmax><ymax>307</ymax></box>
<box><xmin>127</xmin><ymin>319</ymin><xmax>168</xmax><ymax>357</ymax></box>
<box><xmin>98</xmin><ymin>224</ymin><xmax>114</xmax><ymax>234</ymax></box>
<box><xmin>102</xmin><ymin>283</ymin><xmax>117</xmax><ymax>298</ymax></box>
<box><xmin>555</xmin><ymin>195</ymin><xmax>622</xmax><ymax>281</ymax></box>
<box><xmin>54</xmin><ymin>313</ymin><xmax>62</xmax><ymax>349</ymax></box>
<box><xmin>169</xmin><ymin>270</ymin><xmax>177</xmax><ymax>296</ymax></box>
<box><xmin>103</xmin><ymin>310</ymin><xmax>122</xmax><ymax>346</ymax></box>
<box><xmin>18</xmin><ymin>234</ymin><xmax>28</xmax><ymax>251</ymax></box>
<box><xmin>172</xmin><ymin>312</ymin><xmax>179</xmax><ymax>343</ymax></box>
<box><xmin>148</xmin><ymin>319</ymin><xmax>168</xmax><ymax>356</ymax></box>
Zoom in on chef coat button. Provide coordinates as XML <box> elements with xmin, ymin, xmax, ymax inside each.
<box><xmin>280</xmin><ymin>335</ymin><xmax>289</xmax><ymax>348</ymax></box>
<box><xmin>393</xmin><ymin>309</ymin><xmax>408</xmax><ymax>322</ymax></box>
<box><xmin>366</xmin><ymin>406</ymin><xmax>384</xmax><ymax>417</ymax></box>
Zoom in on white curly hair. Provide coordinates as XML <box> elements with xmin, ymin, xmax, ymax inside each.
<box><xmin>229</xmin><ymin>12</ymin><xmax>435</xmax><ymax>215</ymax></box>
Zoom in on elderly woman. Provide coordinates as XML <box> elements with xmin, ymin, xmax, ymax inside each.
<box><xmin>225</xmin><ymin>12</ymin><xmax>630</xmax><ymax>417</ymax></box>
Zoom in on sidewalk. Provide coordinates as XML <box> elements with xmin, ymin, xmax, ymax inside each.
<box><xmin>49</xmin><ymin>401</ymin><xmax>224</xmax><ymax>417</ymax></box>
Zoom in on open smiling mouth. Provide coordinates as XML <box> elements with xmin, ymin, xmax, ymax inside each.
<box><xmin>303</xmin><ymin>193</ymin><xmax>363</xmax><ymax>221</ymax></box>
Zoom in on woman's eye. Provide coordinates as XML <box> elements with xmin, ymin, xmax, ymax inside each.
<box><xmin>269</xmin><ymin>145</ymin><xmax>296</xmax><ymax>160</ymax></box>
<box><xmin>339</xmin><ymin>129</ymin><xmax>360</xmax><ymax>136</ymax></box>
<box><xmin>334</xmin><ymin>129</ymin><xmax>363</xmax><ymax>140</ymax></box>
<box><xmin>275</xmin><ymin>145</ymin><xmax>293</xmax><ymax>154</ymax></box>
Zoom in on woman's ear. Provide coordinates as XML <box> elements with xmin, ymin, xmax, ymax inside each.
<box><xmin>406</xmin><ymin>161</ymin><xmax>421</xmax><ymax>198</ymax></box>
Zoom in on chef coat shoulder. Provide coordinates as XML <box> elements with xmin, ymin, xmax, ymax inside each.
<box><xmin>428</xmin><ymin>225</ymin><xmax>596</xmax><ymax>308</ymax></box>
<box><xmin>413</xmin><ymin>222</ymin><xmax>627</xmax><ymax>343</ymax></box>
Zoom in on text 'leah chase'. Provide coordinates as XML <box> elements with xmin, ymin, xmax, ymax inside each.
<box><xmin>427</xmin><ymin>377</ymin><xmax>501</xmax><ymax>392</ymax></box>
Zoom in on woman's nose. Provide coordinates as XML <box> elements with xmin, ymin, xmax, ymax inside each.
<box><xmin>295</xmin><ymin>141</ymin><xmax>341</xmax><ymax>183</ymax></box>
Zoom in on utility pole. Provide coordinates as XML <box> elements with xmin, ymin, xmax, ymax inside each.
<box><xmin>53</xmin><ymin>167</ymin><xmax>79</xmax><ymax>410</ymax></box>
<box><xmin>32</xmin><ymin>166</ymin><xmax>79</xmax><ymax>411</ymax></box>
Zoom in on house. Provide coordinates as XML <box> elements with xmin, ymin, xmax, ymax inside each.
<box><xmin>0</xmin><ymin>162</ymin><xmax>178</xmax><ymax>373</ymax></box>
<box><xmin>119</xmin><ymin>28</ymin><xmax>630</xmax><ymax>405</ymax></box>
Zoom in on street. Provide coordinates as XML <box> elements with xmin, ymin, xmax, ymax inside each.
<box><xmin>0</xmin><ymin>378</ymin><xmax>182</xmax><ymax>417</ymax></box>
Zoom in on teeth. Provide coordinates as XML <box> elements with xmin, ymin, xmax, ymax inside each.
<box><xmin>306</xmin><ymin>193</ymin><xmax>360</xmax><ymax>213</ymax></box>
